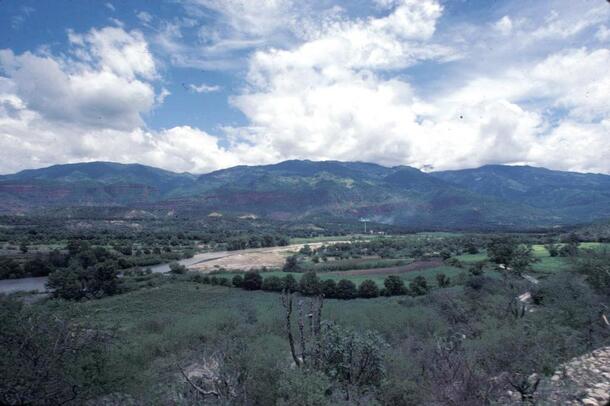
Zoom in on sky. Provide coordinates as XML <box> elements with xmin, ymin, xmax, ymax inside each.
<box><xmin>0</xmin><ymin>0</ymin><xmax>609</xmax><ymax>175</ymax></box>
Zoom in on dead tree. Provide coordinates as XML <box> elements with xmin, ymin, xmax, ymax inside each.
<box><xmin>280</xmin><ymin>290</ymin><xmax>324</xmax><ymax>367</ymax></box>
<box><xmin>281</xmin><ymin>290</ymin><xmax>301</xmax><ymax>366</ymax></box>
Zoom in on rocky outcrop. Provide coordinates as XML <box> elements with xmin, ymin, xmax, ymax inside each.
<box><xmin>538</xmin><ymin>346</ymin><xmax>610</xmax><ymax>405</ymax></box>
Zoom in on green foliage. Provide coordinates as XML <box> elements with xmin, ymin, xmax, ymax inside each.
<box><xmin>576</xmin><ymin>248</ymin><xmax>610</xmax><ymax>296</ymax></box>
<box><xmin>47</xmin><ymin>262</ymin><xmax>120</xmax><ymax>300</ymax></box>
<box><xmin>320</xmin><ymin>279</ymin><xmax>337</xmax><ymax>298</ymax></box>
<box><xmin>335</xmin><ymin>279</ymin><xmax>358</xmax><ymax>299</ymax></box>
<box><xmin>283</xmin><ymin>255</ymin><xmax>301</xmax><ymax>272</ymax></box>
<box><xmin>300</xmin><ymin>271</ymin><xmax>321</xmax><ymax>296</ymax></box>
<box><xmin>508</xmin><ymin>244</ymin><xmax>535</xmax><ymax>275</ymax></box>
<box><xmin>283</xmin><ymin>274</ymin><xmax>298</xmax><ymax>292</ymax></box>
<box><xmin>277</xmin><ymin>368</ymin><xmax>331</xmax><ymax>406</ymax></box>
<box><xmin>358</xmin><ymin>279</ymin><xmax>380</xmax><ymax>298</ymax></box>
<box><xmin>319</xmin><ymin>321</ymin><xmax>388</xmax><ymax>398</ymax></box>
<box><xmin>0</xmin><ymin>297</ymin><xmax>112</xmax><ymax>404</ymax></box>
<box><xmin>545</xmin><ymin>243</ymin><xmax>560</xmax><ymax>257</ymax></box>
<box><xmin>384</xmin><ymin>275</ymin><xmax>406</xmax><ymax>296</ymax></box>
<box><xmin>487</xmin><ymin>237</ymin><xmax>517</xmax><ymax>264</ymax></box>
<box><xmin>242</xmin><ymin>271</ymin><xmax>263</xmax><ymax>290</ymax></box>
<box><xmin>168</xmin><ymin>262</ymin><xmax>187</xmax><ymax>274</ymax></box>
<box><xmin>436</xmin><ymin>272</ymin><xmax>451</xmax><ymax>288</ymax></box>
<box><xmin>262</xmin><ymin>275</ymin><xmax>284</xmax><ymax>291</ymax></box>
<box><xmin>409</xmin><ymin>276</ymin><xmax>429</xmax><ymax>296</ymax></box>
<box><xmin>232</xmin><ymin>274</ymin><xmax>244</xmax><ymax>288</ymax></box>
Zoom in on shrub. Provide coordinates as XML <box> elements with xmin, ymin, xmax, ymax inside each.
<box><xmin>243</xmin><ymin>272</ymin><xmax>263</xmax><ymax>290</ymax></box>
<box><xmin>47</xmin><ymin>262</ymin><xmax>120</xmax><ymax>300</ymax></box>
<box><xmin>277</xmin><ymin>367</ymin><xmax>331</xmax><ymax>406</ymax></box>
<box><xmin>169</xmin><ymin>262</ymin><xmax>187</xmax><ymax>274</ymax></box>
<box><xmin>299</xmin><ymin>271</ymin><xmax>321</xmax><ymax>296</ymax></box>
<box><xmin>487</xmin><ymin>237</ymin><xmax>517</xmax><ymax>264</ymax></box>
<box><xmin>282</xmin><ymin>274</ymin><xmax>298</xmax><ymax>292</ymax></box>
<box><xmin>409</xmin><ymin>276</ymin><xmax>429</xmax><ymax>296</ymax></box>
<box><xmin>358</xmin><ymin>279</ymin><xmax>379</xmax><ymax>298</ymax></box>
<box><xmin>384</xmin><ymin>275</ymin><xmax>406</xmax><ymax>296</ymax></box>
<box><xmin>335</xmin><ymin>279</ymin><xmax>357</xmax><ymax>299</ymax></box>
<box><xmin>217</xmin><ymin>277</ymin><xmax>231</xmax><ymax>287</ymax></box>
<box><xmin>436</xmin><ymin>273</ymin><xmax>451</xmax><ymax>288</ymax></box>
<box><xmin>469</xmin><ymin>261</ymin><xmax>485</xmax><ymax>276</ymax></box>
<box><xmin>262</xmin><ymin>276</ymin><xmax>284</xmax><ymax>291</ymax></box>
<box><xmin>321</xmin><ymin>279</ymin><xmax>337</xmax><ymax>298</ymax></box>
<box><xmin>283</xmin><ymin>255</ymin><xmax>300</xmax><ymax>272</ymax></box>
<box><xmin>232</xmin><ymin>274</ymin><xmax>244</xmax><ymax>288</ymax></box>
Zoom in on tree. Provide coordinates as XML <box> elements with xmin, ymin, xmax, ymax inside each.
<box><xmin>169</xmin><ymin>262</ymin><xmax>187</xmax><ymax>274</ymax></box>
<box><xmin>508</xmin><ymin>245</ymin><xmax>535</xmax><ymax>276</ymax></box>
<box><xmin>358</xmin><ymin>279</ymin><xmax>379</xmax><ymax>298</ymax></box>
<box><xmin>335</xmin><ymin>280</ymin><xmax>357</xmax><ymax>300</ymax></box>
<box><xmin>283</xmin><ymin>255</ymin><xmax>300</xmax><ymax>272</ymax></box>
<box><xmin>47</xmin><ymin>262</ymin><xmax>120</xmax><ymax>301</ymax></box>
<box><xmin>544</xmin><ymin>243</ymin><xmax>560</xmax><ymax>257</ymax></box>
<box><xmin>299</xmin><ymin>271</ymin><xmax>321</xmax><ymax>296</ymax></box>
<box><xmin>262</xmin><ymin>275</ymin><xmax>284</xmax><ymax>291</ymax></box>
<box><xmin>319</xmin><ymin>321</ymin><xmax>388</xmax><ymax>400</ymax></box>
<box><xmin>283</xmin><ymin>274</ymin><xmax>298</xmax><ymax>292</ymax></box>
<box><xmin>436</xmin><ymin>273</ymin><xmax>451</xmax><ymax>288</ymax></box>
<box><xmin>559</xmin><ymin>235</ymin><xmax>579</xmax><ymax>257</ymax></box>
<box><xmin>321</xmin><ymin>279</ymin><xmax>337</xmax><ymax>298</ymax></box>
<box><xmin>243</xmin><ymin>271</ymin><xmax>263</xmax><ymax>290</ymax></box>
<box><xmin>409</xmin><ymin>276</ymin><xmax>429</xmax><ymax>296</ymax></box>
<box><xmin>232</xmin><ymin>274</ymin><xmax>244</xmax><ymax>288</ymax></box>
<box><xmin>487</xmin><ymin>237</ymin><xmax>517</xmax><ymax>265</ymax></box>
<box><xmin>384</xmin><ymin>275</ymin><xmax>406</xmax><ymax>296</ymax></box>
<box><xmin>465</xmin><ymin>241</ymin><xmax>479</xmax><ymax>254</ymax></box>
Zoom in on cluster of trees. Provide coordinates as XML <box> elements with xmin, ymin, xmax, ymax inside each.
<box><xmin>192</xmin><ymin>270</ymin><xmax>446</xmax><ymax>300</ymax></box>
<box><xmin>225</xmin><ymin>234</ymin><xmax>289</xmax><ymax>251</ymax></box>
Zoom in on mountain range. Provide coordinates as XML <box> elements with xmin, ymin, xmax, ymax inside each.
<box><xmin>0</xmin><ymin>160</ymin><xmax>608</xmax><ymax>229</ymax></box>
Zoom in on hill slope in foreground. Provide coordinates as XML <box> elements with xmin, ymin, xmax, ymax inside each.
<box><xmin>0</xmin><ymin>160</ymin><xmax>608</xmax><ymax>229</ymax></box>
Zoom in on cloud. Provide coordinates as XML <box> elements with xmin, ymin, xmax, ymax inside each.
<box><xmin>224</xmin><ymin>0</ymin><xmax>610</xmax><ymax>174</ymax></box>
<box><xmin>1</xmin><ymin>0</ymin><xmax>609</xmax><ymax>175</ymax></box>
<box><xmin>596</xmin><ymin>25</ymin><xmax>610</xmax><ymax>42</ymax></box>
<box><xmin>0</xmin><ymin>27</ymin><xmax>157</xmax><ymax>132</ymax></box>
<box><xmin>0</xmin><ymin>26</ymin><xmax>240</xmax><ymax>174</ymax></box>
<box><xmin>137</xmin><ymin>11</ymin><xmax>153</xmax><ymax>24</ymax></box>
<box><xmin>188</xmin><ymin>83</ymin><xmax>221</xmax><ymax>93</ymax></box>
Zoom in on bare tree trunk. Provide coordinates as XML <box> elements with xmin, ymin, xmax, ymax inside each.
<box><xmin>281</xmin><ymin>291</ymin><xmax>301</xmax><ymax>367</ymax></box>
<box><xmin>298</xmin><ymin>299</ymin><xmax>307</xmax><ymax>364</ymax></box>
<box><xmin>313</xmin><ymin>295</ymin><xmax>324</xmax><ymax>367</ymax></box>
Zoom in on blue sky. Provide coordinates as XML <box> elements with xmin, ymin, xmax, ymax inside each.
<box><xmin>0</xmin><ymin>0</ymin><xmax>609</xmax><ymax>174</ymax></box>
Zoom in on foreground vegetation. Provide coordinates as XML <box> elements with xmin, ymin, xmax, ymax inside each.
<box><xmin>1</xmin><ymin>217</ymin><xmax>610</xmax><ymax>404</ymax></box>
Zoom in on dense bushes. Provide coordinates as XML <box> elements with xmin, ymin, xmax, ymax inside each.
<box><xmin>47</xmin><ymin>262</ymin><xmax>120</xmax><ymax>300</ymax></box>
<box><xmin>0</xmin><ymin>297</ymin><xmax>113</xmax><ymax>404</ymax></box>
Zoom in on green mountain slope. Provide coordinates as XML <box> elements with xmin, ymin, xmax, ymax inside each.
<box><xmin>431</xmin><ymin>165</ymin><xmax>610</xmax><ymax>223</ymax></box>
<box><xmin>0</xmin><ymin>160</ymin><xmax>607</xmax><ymax>229</ymax></box>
